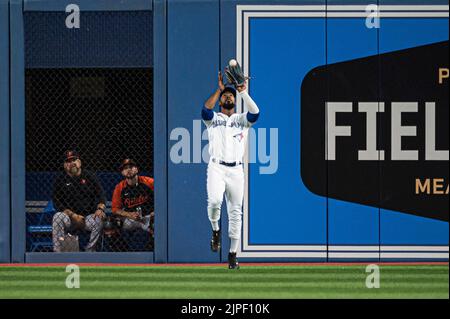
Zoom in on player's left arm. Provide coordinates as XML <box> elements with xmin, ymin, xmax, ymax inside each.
<box><xmin>237</xmin><ymin>83</ymin><xmax>260</xmax><ymax>126</ymax></box>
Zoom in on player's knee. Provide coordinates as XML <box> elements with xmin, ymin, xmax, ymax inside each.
<box><xmin>207</xmin><ymin>198</ymin><xmax>223</xmax><ymax>210</ymax></box>
<box><xmin>228</xmin><ymin>226</ymin><xmax>241</xmax><ymax>239</ymax></box>
<box><xmin>122</xmin><ymin>220</ymin><xmax>131</xmax><ymax>230</ymax></box>
<box><xmin>52</xmin><ymin>212</ymin><xmax>69</xmax><ymax>225</ymax></box>
<box><xmin>228</xmin><ymin>215</ymin><xmax>243</xmax><ymax>230</ymax></box>
<box><xmin>122</xmin><ymin>218</ymin><xmax>134</xmax><ymax>231</ymax></box>
<box><xmin>228</xmin><ymin>206</ymin><xmax>243</xmax><ymax>218</ymax></box>
<box><xmin>85</xmin><ymin>215</ymin><xmax>104</xmax><ymax>231</ymax></box>
<box><xmin>95</xmin><ymin>218</ymin><xmax>104</xmax><ymax>229</ymax></box>
<box><xmin>228</xmin><ymin>217</ymin><xmax>242</xmax><ymax>226</ymax></box>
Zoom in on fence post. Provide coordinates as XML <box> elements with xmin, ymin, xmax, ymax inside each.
<box><xmin>0</xmin><ymin>0</ymin><xmax>11</xmax><ymax>263</ymax></box>
<box><xmin>10</xmin><ymin>0</ymin><xmax>26</xmax><ymax>263</ymax></box>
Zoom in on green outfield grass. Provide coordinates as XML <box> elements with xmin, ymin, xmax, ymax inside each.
<box><xmin>0</xmin><ymin>265</ymin><xmax>448</xmax><ymax>299</ymax></box>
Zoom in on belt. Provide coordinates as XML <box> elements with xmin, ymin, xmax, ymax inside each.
<box><xmin>211</xmin><ymin>158</ymin><xmax>242</xmax><ymax>167</ymax></box>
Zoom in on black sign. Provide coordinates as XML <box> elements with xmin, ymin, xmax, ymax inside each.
<box><xmin>301</xmin><ymin>41</ymin><xmax>449</xmax><ymax>221</ymax></box>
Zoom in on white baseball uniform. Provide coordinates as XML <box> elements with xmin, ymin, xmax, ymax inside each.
<box><xmin>202</xmin><ymin>90</ymin><xmax>259</xmax><ymax>251</ymax></box>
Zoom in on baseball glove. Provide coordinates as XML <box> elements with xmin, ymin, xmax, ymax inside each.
<box><xmin>224</xmin><ymin>59</ymin><xmax>249</xmax><ymax>88</ymax></box>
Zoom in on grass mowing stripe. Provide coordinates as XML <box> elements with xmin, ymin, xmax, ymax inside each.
<box><xmin>0</xmin><ymin>281</ymin><xmax>447</xmax><ymax>299</ymax></box>
<box><xmin>1</xmin><ymin>284</ymin><xmax>447</xmax><ymax>294</ymax></box>
<box><xmin>2</xmin><ymin>271</ymin><xmax>447</xmax><ymax>278</ymax></box>
<box><xmin>2</xmin><ymin>277</ymin><xmax>447</xmax><ymax>286</ymax></box>
<box><xmin>2</xmin><ymin>268</ymin><xmax>448</xmax><ymax>274</ymax></box>
<box><xmin>0</xmin><ymin>287</ymin><xmax>447</xmax><ymax>299</ymax></box>
<box><xmin>1</xmin><ymin>279</ymin><xmax>448</xmax><ymax>290</ymax></box>
<box><xmin>1</xmin><ymin>270</ymin><xmax>448</xmax><ymax>278</ymax></box>
<box><xmin>1</xmin><ymin>275</ymin><xmax>447</xmax><ymax>285</ymax></box>
<box><xmin>1</xmin><ymin>278</ymin><xmax>447</xmax><ymax>286</ymax></box>
<box><xmin>0</xmin><ymin>265</ymin><xmax>447</xmax><ymax>272</ymax></box>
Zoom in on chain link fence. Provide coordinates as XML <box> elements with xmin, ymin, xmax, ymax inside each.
<box><xmin>25</xmin><ymin>11</ymin><xmax>154</xmax><ymax>253</ymax></box>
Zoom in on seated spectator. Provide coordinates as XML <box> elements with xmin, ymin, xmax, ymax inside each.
<box><xmin>52</xmin><ymin>150</ymin><xmax>106</xmax><ymax>252</ymax></box>
<box><xmin>112</xmin><ymin>159</ymin><xmax>154</xmax><ymax>245</ymax></box>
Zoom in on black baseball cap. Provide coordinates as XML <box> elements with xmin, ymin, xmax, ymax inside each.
<box><xmin>119</xmin><ymin>158</ymin><xmax>138</xmax><ymax>171</ymax></box>
<box><xmin>63</xmin><ymin>150</ymin><xmax>79</xmax><ymax>162</ymax></box>
<box><xmin>219</xmin><ymin>86</ymin><xmax>236</xmax><ymax>99</ymax></box>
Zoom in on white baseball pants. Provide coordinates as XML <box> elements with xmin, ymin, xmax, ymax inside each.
<box><xmin>207</xmin><ymin>161</ymin><xmax>244</xmax><ymax>240</ymax></box>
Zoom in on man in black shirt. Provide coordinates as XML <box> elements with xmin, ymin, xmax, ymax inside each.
<box><xmin>52</xmin><ymin>150</ymin><xmax>107</xmax><ymax>252</ymax></box>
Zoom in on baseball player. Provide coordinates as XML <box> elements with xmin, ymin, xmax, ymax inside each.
<box><xmin>201</xmin><ymin>71</ymin><xmax>260</xmax><ymax>269</ymax></box>
<box><xmin>111</xmin><ymin>158</ymin><xmax>155</xmax><ymax>249</ymax></box>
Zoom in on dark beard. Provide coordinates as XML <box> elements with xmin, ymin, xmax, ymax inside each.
<box><xmin>222</xmin><ymin>102</ymin><xmax>235</xmax><ymax>110</ymax></box>
<box><xmin>126</xmin><ymin>173</ymin><xmax>138</xmax><ymax>180</ymax></box>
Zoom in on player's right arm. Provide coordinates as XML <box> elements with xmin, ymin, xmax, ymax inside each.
<box><xmin>202</xmin><ymin>72</ymin><xmax>223</xmax><ymax>126</ymax></box>
<box><xmin>204</xmin><ymin>71</ymin><xmax>225</xmax><ymax>110</ymax></box>
<box><xmin>204</xmin><ymin>90</ymin><xmax>220</xmax><ymax>111</ymax></box>
<box><xmin>201</xmin><ymin>104</ymin><xmax>215</xmax><ymax>126</ymax></box>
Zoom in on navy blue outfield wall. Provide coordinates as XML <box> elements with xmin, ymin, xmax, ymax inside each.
<box><xmin>1</xmin><ymin>0</ymin><xmax>449</xmax><ymax>263</ymax></box>
<box><xmin>167</xmin><ymin>0</ymin><xmax>221</xmax><ymax>263</ymax></box>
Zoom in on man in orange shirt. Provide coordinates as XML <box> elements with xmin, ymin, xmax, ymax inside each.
<box><xmin>112</xmin><ymin>159</ymin><xmax>154</xmax><ymax>236</ymax></box>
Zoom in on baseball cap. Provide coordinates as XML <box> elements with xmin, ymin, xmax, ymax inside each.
<box><xmin>219</xmin><ymin>86</ymin><xmax>236</xmax><ymax>99</ymax></box>
<box><xmin>119</xmin><ymin>158</ymin><xmax>138</xmax><ymax>171</ymax></box>
<box><xmin>63</xmin><ymin>150</ymin><xmax>79</xmax><ymax>162</ymax></box>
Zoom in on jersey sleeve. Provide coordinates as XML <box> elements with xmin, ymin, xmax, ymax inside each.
<box><xmin>201</xmin><ymin>107</ymin><xmax>217</xmax><ymax>128</ymax></box>
<box><xmin>238</xmin><ymin>90</ymin><xmax>260</xmax><ymax>127</ymax></box>
<box><xmin>141</xmin><ymin>176</ymin><xmax>155</xmax><ymax>191</ymax></box>
<box><xmin>111</xmin><ymin>182</ymin><xmax>124</xmax><ymax>213</ymax></box>
<box><xmin>238</xmin><ymin>112</ymin><xmax>259</xmax><ymax>128</ymax></box>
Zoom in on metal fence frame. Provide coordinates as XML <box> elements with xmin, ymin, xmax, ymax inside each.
<box><xmin>0</xmin><ymin>0</ymin><xmax>11</xmax><ymax>263</ymax></box>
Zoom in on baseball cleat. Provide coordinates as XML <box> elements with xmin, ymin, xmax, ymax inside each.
<box><xmin>210</xmin><ymin>230</ymin><xmax>221</xmax><ymax>252</ymax></box>
<box><xmin>228</xmin><ymin>252</ymin><xmax>240</xmax><ymax>269</ymax></box>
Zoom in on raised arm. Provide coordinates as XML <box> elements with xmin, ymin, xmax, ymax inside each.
<box><xmin>237</xmin><ymin>83</ymin><xmax>260</xmax><ymax>123</ymax></box>
<box><xmin>204</xmin><ymin>71</ymin><xmax>225</xmax><ymax>109</ymax></box>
